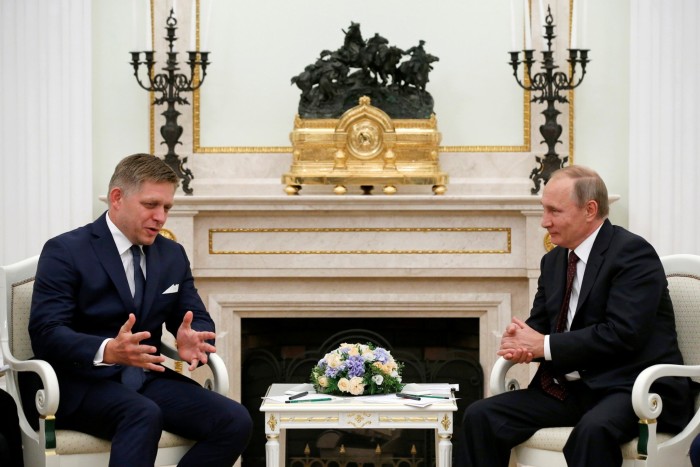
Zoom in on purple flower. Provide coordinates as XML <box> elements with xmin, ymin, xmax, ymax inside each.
<box><xmin>373</xmin><ymin>347</ymin><xmax>390</xmax><ymax>363</ymax></box>
<box><xmin>345</xmin><ymin>355</ymin><xmax>366</xmax><ymax>378</ymax></box>
<box><xmin>325</xmin><ymin>366</ymin><xmax>340</xmax><ymax>378</ymax></box>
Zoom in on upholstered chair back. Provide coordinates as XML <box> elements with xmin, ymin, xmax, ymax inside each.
<box><xmin>9</xmin><ymin>277</ymin><xmax>35</xmax><ymax>361</ymax></box>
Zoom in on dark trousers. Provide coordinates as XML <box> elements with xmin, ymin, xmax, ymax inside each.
<box><xmin>460</xmin><ymin>379</ymin><xmax>690</xmax><ymax>467</ymax></box>
<box><xmin>56</xmin><ymin>371</ymin><xmax>253</xmax><ymax>467</ymax></box>
<box><xmin>0</xmin><ymin>389</ymin><xmax>23</xmax><ymax>467</ymax></box>
<box><xmin>691</xmin><ymin>433</ymin><xmax>700</xmax><ymax>467</ymax></box>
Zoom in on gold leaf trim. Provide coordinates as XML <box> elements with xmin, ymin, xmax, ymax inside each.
<box><xmin>544</xmin><ymin>232</ymin><xmax>554</xmax><ymax>252</ymax></box>
<box><xmin>378</xmin><ymin>416</ymin><xmax>438</xmax><ymax>423</ymax></box>
<box><xmin>208</xmin><ymin>227</ymin><xmax>512</xmax><ymax>255</ymax></box>
<box><xmin>280</xmin><ymin>417</ymin><xmax>339</xmax><ymax>423</ymax></box>
<box><xmin>347</xmin><ymin>412</ymin><xmax>373</xmax><ymax>428</ymax></box>
<box><xmin>267</xmin><ymin>414</ymin><xmax>277</xmax><ymax>431</ymax></box>
<box><xmin>159</xmin><ymin>228</ymin><xmax>177</xmax><ymax>242</ymax></box>
<box><xmin>441</xmin><ymin>414</ymin><xmax>452</xmax><ymax>431</ymax></box>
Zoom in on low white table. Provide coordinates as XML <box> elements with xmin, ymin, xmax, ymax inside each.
<box><xmin>260</xmin><ymin>383</ymin><xmax>458</xmax><ymax>467</ymax></box>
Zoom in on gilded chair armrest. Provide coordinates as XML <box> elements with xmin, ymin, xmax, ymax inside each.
<box><xmin>489</xmin><ymin>356</ymin><xmax>518</xmax><ymax>395</ymax></box>
<box><xmin>161</xmin><ymin>341</ymin><xmax>229</xmax><ymax>396</ymax></box>
<box><xmin>6</xmin><ymin>356</ymin><xmax>60</xmax><ymax>417</ymax></box>
<box><xmin>632</xmin><ymin>364</ymin><xmax>700</xmax><ymax>421</ymax></box>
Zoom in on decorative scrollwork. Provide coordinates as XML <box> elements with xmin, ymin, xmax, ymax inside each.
<box><xmin>36</xmin><ymin>389</ymin><xmax>49</xmax><ymax>416</ymax></box>
<box><xmin>347</xmin><ymin>412</ymin><xmax>373</xmax><ymax>428</ymax></box>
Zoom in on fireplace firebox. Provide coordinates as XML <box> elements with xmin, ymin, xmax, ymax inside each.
<box><xmin>239</xmin><ymin>318</ymin><xmax>483</xmax><ymax>467</ymax></box>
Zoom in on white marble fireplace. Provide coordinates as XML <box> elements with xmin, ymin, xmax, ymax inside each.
<box><xmin>164</xmin><ymin>193</ymin><xmax>548</xmax><ymax>401</ymax></box>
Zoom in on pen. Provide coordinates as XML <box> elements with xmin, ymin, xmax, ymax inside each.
<box><xmin>288</xmin><ymin>391</ymin><xmax>308</xmax><ymax>401</ymax></box>
<box><xmin>396</xmin><ymin>393</ymin><xmax>421</xmax><ymax>401</ymax></box>
<box><xmin>421</xmin><ymin>395</ymin><xmax>450</xmax><ymax>399</ymax></box>
<box><xmin>285</xmin><ymin>398</ymin><xmax>332</xmax><ymax>403</ymax></box>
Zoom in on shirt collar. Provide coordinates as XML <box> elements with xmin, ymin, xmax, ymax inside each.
<box><xmin>105</xmin><ymin>212</ymin><xmax>134</xmax><ymax>256</ymax></box>
<box><xmin>572</xmin><ymin>221</ymin><xmax>604</xmax><ymax>265</ymax></box>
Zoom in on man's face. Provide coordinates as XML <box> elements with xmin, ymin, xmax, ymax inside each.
<box><xmin>540</xmin><ymin>176</ymin><xmax>595</xmax><ymax>250</ymax></box>
<box><xmin>109</xmin><ymin>180</ymin><xmax>175</xmax><ymax>246</ymax></box>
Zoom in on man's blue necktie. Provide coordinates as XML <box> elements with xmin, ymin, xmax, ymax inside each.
<box><xmin>123</xmin><ymin>245</ymin><xmax>146</xmax><ymax>391</ymax></box>
<box><xmin>130</xmin><ymin>245</ymin><xmax>145</xmax><ymax>311</ymax></box>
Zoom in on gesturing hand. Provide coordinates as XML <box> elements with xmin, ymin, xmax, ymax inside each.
<box><xmin>176</xmin><ymin>310</ymin><xmax>217</xmax><ymax>371</ymax></box>
<box><xmin>104</xmin><ymin>313</ymin><xmax>166</xmax><ymax>371</ymax></box>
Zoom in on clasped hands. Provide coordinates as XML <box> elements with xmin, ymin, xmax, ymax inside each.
<box><xmin>104</xmin><ymin>311</ymin><xmax>216</xmax><ymax>372</ymax></box>
<box><xmin>498</xmin><ymin>317</ymin><xmax>545</xmax><ymax>364</ymax></box>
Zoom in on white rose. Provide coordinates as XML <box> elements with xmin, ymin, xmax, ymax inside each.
<box><xmin>337</xmin><ymin>378</ymin><xmax>351</xmax><ymax>393</ymax></box>
<box><xmin>362</xmin><ymin>349</ymin><xmax>375</xmax><ymax>361</ymax></box>
<box><xmin>326</xmin><ymin>353</ymin><xmax>343</xmax><ymax>368</ymax></box>
<box><xmin>372</xmin><ymin>374</ymin><xmax>384</xmax><ymax>385</ymax></box>
<box><xmin>349</xmin><ymin>376</ymin><xmax>366</xmax><ymax>395</ymax></box>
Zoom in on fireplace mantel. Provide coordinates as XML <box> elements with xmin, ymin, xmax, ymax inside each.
<box><xmin>164</xmin><ymin>194</ymin><xmax>548</xmax><ymax>399</ymax></box>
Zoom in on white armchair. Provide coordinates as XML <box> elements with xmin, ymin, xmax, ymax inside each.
<box><xmin>0</xmin><ymin>255</ymin><xmax>230</xmax><ymax>467</ymax></box>
<box><xmin>490</xmin><ymin>254</ymin><xmax>700</xmax><ymax>467</ymax></box>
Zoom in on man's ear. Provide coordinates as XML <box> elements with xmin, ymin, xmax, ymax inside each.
<box><xmin>109</xmin><ymin>187</ymin><xmax>123</xmax><ymax>209</ymax></box>
<box><xmin>585</xmin><ymin>199</ymin><xmax>599</xmax><ymax>221</ymax></box>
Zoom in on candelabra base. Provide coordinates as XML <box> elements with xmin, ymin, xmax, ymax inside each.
<box><xmin>164</xmin><ymin>153</ymin><xmax>194</xmax><ymax>195</ymax></box>
<box><xmin>529</xmin><ymin>153</ymin><xmax>567</xmax><ymax>195</ymax></box>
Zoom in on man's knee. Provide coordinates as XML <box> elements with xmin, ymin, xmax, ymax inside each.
<box><xmin>463</xmin><ymin>398</ymin><xmax>492</xmax><ymax>426</ymax></box>
<box><xmin>120</xmin><ymin>396</ymin><xmax>163</xmax><ymax>437</ymax></box>
<box><xmin>219</xmin><ymin>399</ymin><xmax>253</xmax><ymax>441</ymax></box>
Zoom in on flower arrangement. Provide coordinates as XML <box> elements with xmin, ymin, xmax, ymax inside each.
<box><xmin>310</xmin><ymin>342</ymin><xmax>404</xmax><ymax>396</ymax></box>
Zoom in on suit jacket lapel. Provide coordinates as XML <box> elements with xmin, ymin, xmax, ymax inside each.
<box><xmin>90</xmin><ymin>213</ymin><xmax>134</xmax><ymax>313</ymax></box>
<box><xmin>575</xmin><ymin>219</ymin><xmax>613</xmax><ymax>315</ymax></box>
<box><xmin>141</xmin><ymin>241</ymin><xmax>161</xmax><ymax>321</ymax></box>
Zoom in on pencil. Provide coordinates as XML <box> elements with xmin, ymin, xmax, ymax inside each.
<box><xmin>288</xmin><ymin>391</ymin><xmax>308</xmax><ymax>401</ymax></box>
<box><xmin>285</xmin><ymin>398</ymin><xmax>333</xmax><ymax>403</ymax></box>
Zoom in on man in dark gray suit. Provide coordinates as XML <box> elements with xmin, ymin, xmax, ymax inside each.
<box><xmin>461</xmin><ymin>166</ymin><xmax>692</xmax><ymax>467</ymax></box>
<box><xmin>29</xmin><ymin>154</ymin><xmax>252</xmax><ymax>467</ymax></box>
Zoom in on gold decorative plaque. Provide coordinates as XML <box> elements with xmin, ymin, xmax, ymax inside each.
<box><xmin>282</xmin><ymin>96</ymin><xmax>448</xmax><ymax>195</ymax></box>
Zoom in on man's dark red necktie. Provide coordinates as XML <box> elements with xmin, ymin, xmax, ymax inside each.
<box><xmin>537</xmin><ymin>251</ymin><xmax>579</xmax><ymax>400</ymax></box>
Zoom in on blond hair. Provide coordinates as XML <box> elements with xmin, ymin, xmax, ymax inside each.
<box><xmin>108</xmin><ymin>154</ymin><xmax>178</xmax><ymax>196</ymax></box>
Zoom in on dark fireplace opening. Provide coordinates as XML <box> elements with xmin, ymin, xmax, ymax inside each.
<box><xmin>241</xmin><ymin>317</ymin><xmax>483</xmax><ymax>467</ymax></box>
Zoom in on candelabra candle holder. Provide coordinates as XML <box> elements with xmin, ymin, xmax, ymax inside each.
<box><xmin>130</xmin><ymin>8</ymin><xmax>211</xmax><ymax>195</ymax></box>
<box><xmin>509</xmin><ymin>5</ymin><xmax>590</xmax><ymax>194</ymax></box>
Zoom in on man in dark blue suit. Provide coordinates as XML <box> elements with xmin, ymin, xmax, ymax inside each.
<box><xmin>0</xmin><ymin>388</ymin><xmax>23</xmax><ymax>467</ymax></box>
<box><xmin>29</xmin><ymin>154</ymin><xmax>252</xmax><ymax>467</ymax></box>
<box><xmin>461</xmin><ymin>166</ymin><xmax>692</xmax><ymax>466</ymax></box>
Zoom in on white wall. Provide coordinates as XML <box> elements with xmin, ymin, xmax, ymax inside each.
<box><xmin>92</xmin><ymin>0</ymin><xmax>150</xmax><ymax>217</ymax></box>
<box><xmin>574</xmin><ymin>0</ymin><xmax>630</xmax><ymax>226</ymax></box>
<box><xmin>0</xmin><ymin>0</ymin><xmax>93</xmax><ymax>266</ymax></box>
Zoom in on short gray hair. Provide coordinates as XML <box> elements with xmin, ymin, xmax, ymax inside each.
<box><xmin>550</xmin><ymin>165</ymin><xmax>609</xmax><ymax>218</ymax></box>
